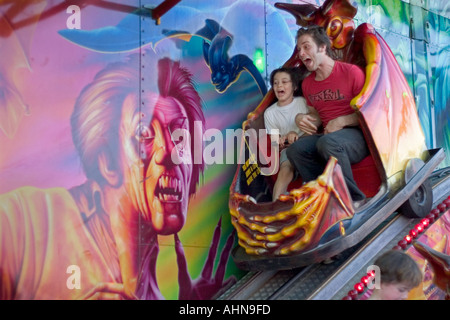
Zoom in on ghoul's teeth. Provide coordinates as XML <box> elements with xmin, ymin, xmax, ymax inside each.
<box><xmin>156</xmin><ymin>175</ymin><xmax>182</xmax><ymax>202</ymax></box>
<box><xmin>158</xmin><ymin>175</ymin><xmax>182</xmax><ymax>192</ymax></box>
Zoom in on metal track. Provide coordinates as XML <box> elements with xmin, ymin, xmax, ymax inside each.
<box><xmin>218</xmin><ymin>168</ymin><xmax>450</xmax><ymax>300</ymax></box>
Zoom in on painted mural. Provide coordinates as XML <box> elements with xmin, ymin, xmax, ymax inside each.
<box><xmin>0</xmin><ymin>0</ymin><xmax>448</xmax><ymax>300</ymax></box>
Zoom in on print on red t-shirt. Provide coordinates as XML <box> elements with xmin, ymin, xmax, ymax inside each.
<box><xmin>302</xmin><ymin>61</ymin><xmax>365</xmax><ymax>128</ymax></box>
<box><xmin>308</xmin><ymin>89</ymin><xmax>345</xmax><ymax>103</ymax></box>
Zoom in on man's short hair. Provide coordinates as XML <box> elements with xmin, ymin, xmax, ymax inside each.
<box><xmin>296</xmin><ymin>25</ymin><xmax>334</xmax><ymax>58</ymax></box>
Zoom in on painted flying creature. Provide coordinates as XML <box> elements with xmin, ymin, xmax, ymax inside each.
<box><xmin>193</xmin><ymin>19</ymin><xmax>267</xmax><ymax>95</ymax></box>
<box><xmin>58</xmin><ymin>5</ymin><xmax>267</xmax><ymax>96</ymax></box>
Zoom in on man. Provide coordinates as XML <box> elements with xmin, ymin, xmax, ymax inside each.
<box><xmin>286</xmin><ymin>26</ymin><xmax>369</xmax><ymax>206</ymax></box>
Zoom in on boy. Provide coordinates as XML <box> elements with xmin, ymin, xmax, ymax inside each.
<box><xmin>264</xmin><ymin>67</ymin><xmax>308</xmax><ymax>200</ymax></box>
<box><xmin>369</xmin><ymin>250</ymin><xmax>422</xmax><ymax>300</ymax></box>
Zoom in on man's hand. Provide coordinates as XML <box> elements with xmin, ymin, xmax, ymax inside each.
<box><xmin>324</xmin><ymin>117</ymin><xmax>345</xmax><ymax>134</ymax></box>
<box><xmin>296</xmin><ymin>113</ymin><xmax>319</xmax><ymax>135</ymax></box>
<box><xmin>324</xmin><ymin>113</ymin><xmax>359</xmax><ymax>134</ymax></box>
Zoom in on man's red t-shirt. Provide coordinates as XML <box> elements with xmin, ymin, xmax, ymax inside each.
<box><xmin>302</xmin><ymin>61</ymin><xmax>365</xmax><ymax>128</ymax></box>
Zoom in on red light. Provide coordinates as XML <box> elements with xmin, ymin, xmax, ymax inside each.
<box><xmin>398</xmin><ymin>240</ymin><xmax>408</xmax><ymax>249</ymax></box>
<box><xmin>426</xmin><ymin>213</ymin><xmax>436</xmax><ymax>223</ymax></box>
<box><xmin>368</xmin><ymin>270</ymin><xmax>376</xmax><ymax>277</ymax></box>
<box><xmin>354</xmin><ymin>283</ymin><xmax>365</xmax><ymax>293</ymax></box>
<box><xmin>421</xmin><ymin>218</ymin><xmax>429</xmax><ymax>227</ymax></box>
<box><xmin>361</xmin><ymin>275</ymin><xmax>370</xmax><ymax>285</ymax></box>
<box><xmin>348</xmin><ymin>289</ymin><xmax>358</xmax><ymax>298</ymax></box>
<box><xmin>415</xmin><ymin>223</ymin><xmax>424</xmax><ymax>233</ymax></box>
<box><xmin>409</xmin><ymin>229</ymin><xmax>418</xmax><ymax>238</ymax></box>
<box><xmin>404</xmin><ymin>235</ymin><xmax>412</xmax><ymax>243</ymax></box>
<box><xmin>437</xmin><ymin>203</ymin><xmax>446</xmax><ymax>213</ymax></box>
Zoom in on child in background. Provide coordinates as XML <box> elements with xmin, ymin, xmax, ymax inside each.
<box><xmin>264</xmin><ymin>67</ymin><xmax>308</xmax><ymax>200</ymax></box>
<box><xmin>368</xmin><ymin>249</ymin><xmax>422</xmax><ymax>300</ymax></box>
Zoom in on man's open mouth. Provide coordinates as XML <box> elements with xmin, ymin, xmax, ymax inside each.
<box><xmin>156</xmin><ymin>174</ymin><xmax>183</xmax><ymax>202</ymax></box>
<box><xmin>302</xmin><ymin>58</ymin><xmax>312</xmax><ymax>67</ymax></box>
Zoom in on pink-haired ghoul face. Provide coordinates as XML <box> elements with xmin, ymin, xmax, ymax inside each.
<box><xmin>120</xmin><ymin>92</ymin><xmax>193</xmax><ymax>235</ymax></box>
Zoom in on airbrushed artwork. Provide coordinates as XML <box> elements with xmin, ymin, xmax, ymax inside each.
<box><xmin>0</xmin><ymin>0</ymin><xmax>448</xmax><ymax>300</ymax></box>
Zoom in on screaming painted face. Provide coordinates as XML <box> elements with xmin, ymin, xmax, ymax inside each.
<box><xmin>120</xmin><ymin>92</ymin><xmax>193</xmax><ymax>235</ymax></box>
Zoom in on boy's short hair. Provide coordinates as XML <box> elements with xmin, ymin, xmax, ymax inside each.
<box><xmin>375</xmin><ymin>250</ymin><xmax>422</xmax><ymax>288</ymax></box>
<box><xmin>269</xmin><ymin>66</ymin><xmax>308</xmax><ymax>96</ymax></box>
